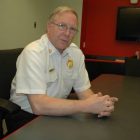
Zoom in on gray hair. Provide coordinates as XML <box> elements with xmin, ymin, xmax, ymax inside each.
<box><xmin>48</xmin><ymin>6</ymin><xmax>78</xmax><ymax>22</ymax></box>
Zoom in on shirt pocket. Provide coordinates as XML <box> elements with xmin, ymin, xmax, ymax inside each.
<box><xmin>63</xmin><ymin>70</ymin><xmax>77</xmax><ymax>92</ymax></box>
<box><xmin>63</xmin><ymin>68</ymin><xmax>77</xmax><ymax>79</ymax></box>
<box><xmin>46</xmin><ymin>70</ymin><xmax>57</xmax><ymax>87</ymax></box>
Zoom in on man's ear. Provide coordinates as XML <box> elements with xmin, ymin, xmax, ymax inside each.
<box><xmin>47</xmin><ymin>22</ymin><xmax>51</xmax><ymax>32</ymax></box>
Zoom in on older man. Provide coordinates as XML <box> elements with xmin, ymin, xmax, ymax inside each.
<box><xmin>10</xmin><ymin>6</ymin><xmax>118</xmax><ymax>124</ymax></box>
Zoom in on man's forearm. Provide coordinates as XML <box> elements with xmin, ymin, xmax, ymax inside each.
<box><xmin>28</xmin><ymin>95</ymin><xmax>86</xmax><ymax>116</ymax></box>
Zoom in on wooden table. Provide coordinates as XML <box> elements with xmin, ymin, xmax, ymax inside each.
<box><xmin>3</xmin><ymin>74</ymin><xmax>140</xmax><ymax>140</ymax></box>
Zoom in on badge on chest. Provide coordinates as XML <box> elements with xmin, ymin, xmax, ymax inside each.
<box><xmin>67</xmin><ymin>58</ymin><xmax>73</xmax><ymax>69</ymax></box>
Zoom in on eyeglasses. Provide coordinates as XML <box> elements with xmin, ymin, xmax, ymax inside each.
<box><xmin>51</xmin><ymin>22</ymin><xmax>78</xmax><ymax>35</ymax></box>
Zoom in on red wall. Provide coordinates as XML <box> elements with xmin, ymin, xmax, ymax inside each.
<box><xmin>80</xmin><ymin>0</ymin><xmax>140</xmax><ymax>57</ymax></box>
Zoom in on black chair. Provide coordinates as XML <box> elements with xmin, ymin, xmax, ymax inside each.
<box><xmin>0</xmin><ymin>48</ymin><xmax>23</xmax><ymax>138</ymax></box>
<box><xmin>125</xmin><ymin>57</ymin><xmax>140</xmax><ymax>76</ymax></box>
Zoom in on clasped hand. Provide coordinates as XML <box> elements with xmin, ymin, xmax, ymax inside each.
<box><xmin>86</xmin><ymin>92</ymin><xmax>118</xmax><ymax>117</ymax></box>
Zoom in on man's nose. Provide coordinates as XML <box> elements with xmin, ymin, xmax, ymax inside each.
<box><xmin>65</xmin><ymin>28</ymin><xmax>71</xmax><ymax>35</ymax></box>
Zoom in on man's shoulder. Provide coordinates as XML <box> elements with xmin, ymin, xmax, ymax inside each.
<box><xmin>23</xmin><ymin>35</ymin><xmax>49</xmax><ymax>54</ymax></box>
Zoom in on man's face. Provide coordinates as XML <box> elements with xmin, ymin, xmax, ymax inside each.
<box><xmin>47</xmin><ymin>11</ymin><xmax>78</xmax><ymax>53</ymax></box>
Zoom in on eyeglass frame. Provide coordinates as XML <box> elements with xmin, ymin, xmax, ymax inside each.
<box><xmin>51</xmin><ymin>22</ymin><xmax>78</xmax><ymax>35</ymax></box>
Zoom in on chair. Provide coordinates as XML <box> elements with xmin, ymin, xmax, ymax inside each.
<box><xmin>0</xmin><ymin>48</ymin><xmax>23</xmax><ymax>138</ymax></box>
<box><xmin>125</xmin><ymin>57</ymin><xmax>140</xmax><ymax>76</ymax></box>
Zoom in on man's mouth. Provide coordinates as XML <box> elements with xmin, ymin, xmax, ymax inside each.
<box><xmin>61</xmin><ymin>39</ymin><xmax>69</xmax><ymax>44</ymax></box>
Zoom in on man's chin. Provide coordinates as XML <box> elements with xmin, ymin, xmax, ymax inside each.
<box><xmin>59</xmin><ymin>44</ymin><xmax>69</xmax><ymax>50</ymax></box>
<box><xmin>56</xmin><ymin>47</ymin><xmax>67</xmax><ymax>53</ymax></box>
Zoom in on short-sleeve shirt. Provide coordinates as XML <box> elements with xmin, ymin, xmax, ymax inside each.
<box><xmin>10</xmin><ymin>34</ymin><xmax>91</xmax><ymax>113</ymax></box>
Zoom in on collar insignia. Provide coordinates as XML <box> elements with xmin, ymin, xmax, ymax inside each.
<box><xmin>49</xmin><ymin>49</ymin><xmax>52</xmax><ymax>54</ymax></box>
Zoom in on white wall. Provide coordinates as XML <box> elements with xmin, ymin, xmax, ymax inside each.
<box><xmin>0</xmin><ymin>0</ymin><xmax>83</xmax><ymax>50</ymax></box>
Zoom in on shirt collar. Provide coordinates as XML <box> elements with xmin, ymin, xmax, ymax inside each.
<box><xmin>42</xmin><ymin>34</ymin><xmax>57</xmax><ymax>56</ymax></box>
<box><xmin>63</xmin><ymin>43</ymin><xmax>77</xmax><ymax>57</ymax></box>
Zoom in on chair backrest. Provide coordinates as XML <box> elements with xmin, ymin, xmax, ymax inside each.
<box><xmin>0</xmin><ymin>48</ymin><xmax>23</xmax><ymax>99</ymax></box>
<box><xmin>125</xmin><ymin>57</ymin><xmax>140</xmax><ymax>76</ymax></box>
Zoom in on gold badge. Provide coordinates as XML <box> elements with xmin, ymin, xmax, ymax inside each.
<box><xmin>67</xmin><ymin>58</ymin><xmax>73</xmax><ymax>69</ymax></box>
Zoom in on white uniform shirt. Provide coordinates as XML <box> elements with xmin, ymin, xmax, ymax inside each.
<box><xmin>10</xmin><ymin>34</ymin><xmax>91</xmax><ymax>113</ymax></box>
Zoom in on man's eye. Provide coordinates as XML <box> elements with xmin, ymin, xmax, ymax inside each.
<box><xmin>70</xmin><ymin>27</ymin><xmax>76</xmax><ymax>31</ymax></box>
<box><xmin>59</xmin><ymin>24</ymin><xmax>66</xmax><ymax>28</ymax></box>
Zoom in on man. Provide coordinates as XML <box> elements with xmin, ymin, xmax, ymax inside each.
<box><xmin>10</xmin><ymin>6</ymin><xmax>118</xmax><ymax>120</ymax></box>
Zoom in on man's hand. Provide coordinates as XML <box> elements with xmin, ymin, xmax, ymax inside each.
<box><xmin>83</xmin><ymin>92</ymin><xmax>118</xmax><ymax>117</ymax></box>
<box><xmin>97</xmin><ymin>93</ymin><xmax>118</xmax><ymax>117</ymax></box>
